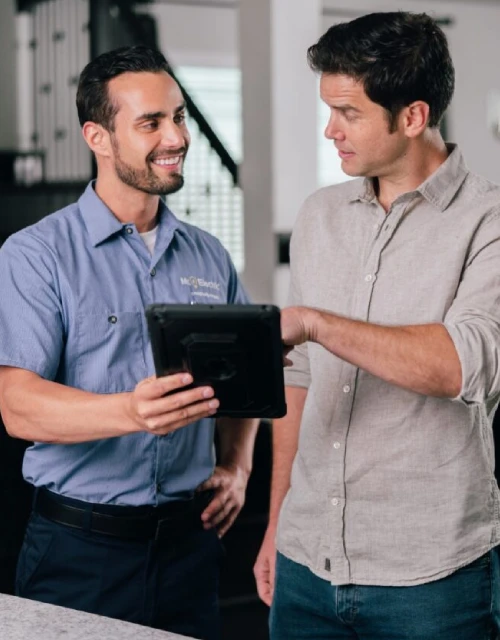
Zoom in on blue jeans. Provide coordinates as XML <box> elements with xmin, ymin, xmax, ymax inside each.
<box><xmin>270</xmin><ymin>551</ymin><xmax>500</xmax><ymax>639</ymax></box>
<box><xmin>16</xmin><ymin>512</ymin><xmax>223</xmax><ymax>640</ymax></box>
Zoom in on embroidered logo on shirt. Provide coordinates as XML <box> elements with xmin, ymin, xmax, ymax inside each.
<box><xmin>180</xmin><ymin>275</ymin><xmax>222</xmax><ymax>301</ymax></box>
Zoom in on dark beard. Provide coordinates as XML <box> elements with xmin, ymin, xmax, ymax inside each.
<box><xmin>114</xmin><ymin>158</ymin><xmax>185</xmax><ymax>195</ymax></box>
<box><xmin>111</xmin><ymin>137</ymin><xmax>186</xmax><ymax>195</ymax></box>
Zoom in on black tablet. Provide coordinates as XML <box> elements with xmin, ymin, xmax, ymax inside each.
<box><xmin>145</xmin><ymin>304</ymin><xmax>286</xmax><ymax>418</ymax></box>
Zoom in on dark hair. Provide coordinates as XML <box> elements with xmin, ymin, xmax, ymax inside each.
<box><xmin>307</xmin><ymin>12</ymin><xmax>454</xmax><ymax>130</ymax></box>
<box><xmin>76</xmin><ymin>45</ymin><xmax>171</xmax><ymax>130</ymax></box>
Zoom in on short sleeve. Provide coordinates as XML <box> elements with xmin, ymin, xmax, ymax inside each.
<box><xmin>0</xmin><ymin>232</ymin><xmax>64</xmax><ymax>379</ymax></box>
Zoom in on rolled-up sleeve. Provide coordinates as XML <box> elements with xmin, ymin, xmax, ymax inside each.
<box><xmin>284</xmin><ymin>221</ymin><xmax>311</xmax><ymax>390</ymax></box>
<box><xmin>444</xmin><ymin>211</ymin><xmax>500</xmax><ymax>404</ymax></box>
<box><xmin>0</xmin><ymin>232</ymin><xmax>64</xmax><ymax>379</ymax></box>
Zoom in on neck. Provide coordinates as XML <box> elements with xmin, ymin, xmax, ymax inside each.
<box><xmin>94</xmin><ymin>172</ymin><xmax>160</xmax><ymax>232</ymax></box>
<box><xmin>376</xmin><ymin>132</ymin><xmax>448</xmax><ymax>212</ymax></box>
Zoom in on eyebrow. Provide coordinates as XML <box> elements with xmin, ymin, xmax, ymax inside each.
<box><xmin>134</xmin><ymin>103</ymin><xmax>187</xmax><ymax>122</ymax></box>
<box><xmin>328</xmin><ymin>104</ymin><xmax>361</xmax><ymax>114</ymax></box>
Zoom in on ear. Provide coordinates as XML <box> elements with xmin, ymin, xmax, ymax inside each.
<box><xmin>81</xmin><ymin>121</ymin><xmax>112</xmax><ymax>158</ymax></box>
<box><xmin>401</xmin><ymin>101</ymin><xmax>430</xmax><ymax>138</ymax></box>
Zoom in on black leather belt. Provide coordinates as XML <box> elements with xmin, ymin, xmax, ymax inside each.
<box><xmin>34</xmin><ymin>487</ymin><xmax>213</xmax><ymax>542</ymax></box>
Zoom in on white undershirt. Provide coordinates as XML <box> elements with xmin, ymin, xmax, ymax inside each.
<box><xmin>139</xmin><ymin>226</ymin><xmax>158</xmax><ymax>256</ymax></box>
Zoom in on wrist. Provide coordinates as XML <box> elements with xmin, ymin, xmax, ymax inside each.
<box><xmin>221</xmin><ymin>458</ymin><xmax>252</xmax><ymax>480</ymax></box>
<box><xmin>121</xmin><ymin>392</ymin><xmax>141</xmax><ymax>434</ymax></box>
<box><xmin>266</xmin><ymin>515</ymin><xmax>280</xmax><ymax>533</ymax></box>
<box><xmin>303</xmin><ymin>307</ymin><xmax>321</xmax><ymax>343</ymax></box>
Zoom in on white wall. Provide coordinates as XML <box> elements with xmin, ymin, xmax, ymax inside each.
<box><xmin>0</xmin><ymin>0</ymin><xmax>18</xmax><ymax>148</ymax></box>
<box><xmin>142</xmin><ymin>2</ymin><xmax>239</xmax><ymax>67</ymax></box>
<box><xmin>239</xmin><ymin>0</ymin><xmax>321</xmax><ymax>303</ymax></box>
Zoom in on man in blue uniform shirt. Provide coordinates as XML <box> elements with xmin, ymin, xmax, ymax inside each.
<box><xmin>0</xmin><ymin>45</ymin><xmax>259</xmax><ymax>640</ymax></box>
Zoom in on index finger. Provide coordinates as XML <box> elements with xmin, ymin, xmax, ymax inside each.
<box><xmin>137</xmin><ymin>373</ymin><xmax>193</xmax><ymax>400</ymax></box>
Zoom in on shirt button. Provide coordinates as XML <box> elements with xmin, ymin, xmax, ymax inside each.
<box><xmin>150</xmin><ymin>268</ymin><xmax>156</xmax><ymax>277</ymax></box>
<box><xmin>365</xmin><ymin>273</ymin><xmax>374</xmax><ymax>282</ymax></box>
<box><xmin>125</xmin><ymin>227</ymin><xmax>133</xmax><ymax>235</ymax></box>
<box><xmin>333</xmin><ymin>441</ymin><xmax>341</xmax><ymax>449</ymax></box>
<box><xmin>342</xmin><ymin>384</ymin><xmax>351</xmax><ymax>393</ymax></box>
<box><xmin>331</xmin><ymin>498</ymin><xmax>339</xmax><ymax>506</ymax></box>
<box><xmin>108</xmin><ymin>315</ymin><xmax>117</xmax><ymax>324</ymax></box>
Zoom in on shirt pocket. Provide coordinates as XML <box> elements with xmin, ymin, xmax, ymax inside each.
<box><xmin>75</xmin><ymin>310</ymin><xmax>147</xmax><ymax>393</ymax></box>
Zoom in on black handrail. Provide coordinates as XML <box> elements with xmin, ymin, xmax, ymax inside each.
<box><xmin>115</xmin><ymin>0</ymin><xmax>239</xmax><ymax>185</ymax></box>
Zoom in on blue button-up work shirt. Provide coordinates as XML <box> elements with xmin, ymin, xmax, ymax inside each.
<box><xmin>0</xmin><ymin>182</ymin><xmax>249</xmax><ymax>505</ymax></box>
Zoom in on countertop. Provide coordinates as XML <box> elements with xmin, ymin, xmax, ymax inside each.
<box><xmin>0</xmin><ymin>593</ymin><xmax>195</xmax><ymax>639</ymax></box>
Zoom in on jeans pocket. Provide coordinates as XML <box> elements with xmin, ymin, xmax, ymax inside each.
<box><xmin>15</xmin><ymin>515</ymin><xmax>55</xmax><ymax>595</ymax></box>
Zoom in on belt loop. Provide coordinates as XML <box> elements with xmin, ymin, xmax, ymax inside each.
<box><xmin>82</xmin><ymin>504</ymin><xmax>93</xmax><ymax>534</ymax></box>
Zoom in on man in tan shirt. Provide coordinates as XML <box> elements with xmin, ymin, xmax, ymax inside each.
<box><xmin>255</xmin><ymin>11</ymin><xmax>500</xmax><ymax>639</ymax></box>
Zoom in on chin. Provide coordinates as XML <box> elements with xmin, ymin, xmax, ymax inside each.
<box><xmin>341</xmin><ymin>165</ymin><xmax>362</xmax><ymax>178</ymax></box>
<box><xmin>159</xmin><ymin>176</ymin><xmax>184</xmax><ymax>196</ymax></box>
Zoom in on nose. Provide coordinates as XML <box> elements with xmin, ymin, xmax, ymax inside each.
<box><xmin>161</xmin><ymin>121</ymin><xmax>186</xmax><ymax>149</ymax></box>
<box><xmin>324</xmin><ymin>114</ymin><xmax>345</xmax><ymax>142</ymax></box>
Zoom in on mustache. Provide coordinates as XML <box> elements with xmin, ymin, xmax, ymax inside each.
<box><xmin>148</xmin><ymin>148</ymin><xmax>188</xmax><ymax>162</ymax></box>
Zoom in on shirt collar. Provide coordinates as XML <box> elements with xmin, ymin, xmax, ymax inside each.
<box><xmin>78</xmin><ymin>181</ymin><xmax>182</xmax><ymax>247</ymax></box>
<box><xmin>417</xmin><ymin>144</ymin><xmax>469</xmax><ymax>211</ymax></box>
<box><xmin>349</xmin><ymin>143</ymin><xmax>469</xmax><ymax>211</ymax></box>
<box><xmin>349</xmin><ymin>178</ymin><xmax>377</xmax><ymax>205</ymax></box>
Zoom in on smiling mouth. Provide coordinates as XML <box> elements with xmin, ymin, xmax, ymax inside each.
<box><xmin>151</xmin><ymin>155</ymin><xmax>183</xmax><ymax>168</ymax></box>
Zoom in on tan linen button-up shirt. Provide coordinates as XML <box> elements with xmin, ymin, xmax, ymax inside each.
<box><xmin>278</xmin><ymin>145</ymin><xmax>500</xmax><ymax>586</ymax></box>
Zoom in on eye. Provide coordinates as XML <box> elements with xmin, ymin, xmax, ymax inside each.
<box><xmin>342</xmin><ymin>110</ymin><xmax>359</xmax><ymax>122</ymax></box>
<box><xmin>174</xmin><ymin>112</ymin><xmax>186</xmax><ymax>125</ymax></box>
<box><xmin>142</xmin><ymin>120</ymin><xmax>159</xmax><ymax>130</ymax></box>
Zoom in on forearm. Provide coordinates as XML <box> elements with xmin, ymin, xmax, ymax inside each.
<box><xmin>268</xmin><ymin>385</ymin><xmax>307</xmax><ymax>528</ymax></box>
<box><xmin>216</xmin><ymin>416</ymin><xmax>260</xmax><ymax>477</ymax></box>
<box><xmin>307</xmin><ymin>309</ymin><xmax>461</xmax><ymax>397</ymax></box>
<box><xmin>0</xmin><ymin>367</ymin><xmax>138</xmax><ymax>443</ymax></box>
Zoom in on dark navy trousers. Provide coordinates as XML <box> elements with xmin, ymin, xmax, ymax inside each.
<box><xmin>16</xmin><ymin>511</ymin><xmax>223</xmax><ymax>640</ymax></box>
